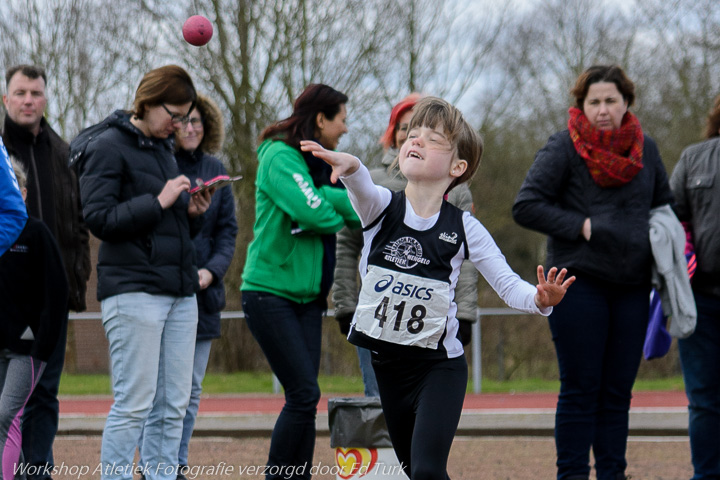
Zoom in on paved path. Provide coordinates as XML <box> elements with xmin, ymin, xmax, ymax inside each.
<box><xmin>59</xmin><ymin>390</ymin><xmax>689</xmax><ymax>437</ymax></box>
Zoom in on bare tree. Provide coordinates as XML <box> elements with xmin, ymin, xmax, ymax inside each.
<box><xmin>137</xmin><ymin>0</ymin><xmax>403</xmax><ymax>173</ymax></box>
<box><xmin>464</xmin><ymin>0</ymin><xmax>641</xmax><ymax>285</ymax></box>
<box><xmin>630</xmin><ymin>0</ymin><xmax>720</xmax><ymax>166</ymax></box>
<box><xmin>369</xmin><ymin>0</ymin><xmax>507</xmax><ymax>108</ymax></box>
<box><xmin>7</xmin><ymin>0</ymin><xmax>715</xmax><ymax>377</ymax></box>
<box><xmin>0</xmin><ymin>0</ymin><xmax>160</xmax><ymax>138</ymax></box>
<box><xmin>481</xmin><ymin>0</ymin><xmax>637</xmax><ymax>142</ymax></box>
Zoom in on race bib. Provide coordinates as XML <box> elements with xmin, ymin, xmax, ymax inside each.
<box><xmin>355</xmin><ymin>265</ymin><xmax>450</xmax><ymax>349</ymax></box>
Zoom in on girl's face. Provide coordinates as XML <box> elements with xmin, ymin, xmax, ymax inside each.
<box><xmin>316</xmin><ymin>104</ymin><xmax>348</xmax><ymax>150</ymax></box>
<box><xmin>583</xmin><ymin>81</ymin><xmax>628</xmax><ymax>130</ymax></box>
<box><xmin>399</xmin><ymin>125</ymin><xmax>465</xmax><ymax>184</ymax></box>
<box><xmin>176</xmin><ymin>108</ymin><xmax>204</xmax><ymax>152</ymax></box>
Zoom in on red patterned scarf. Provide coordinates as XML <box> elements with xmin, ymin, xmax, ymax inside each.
<box><xmin>567</xmin><ymin>107</ymin><xmax>644</xmax><ymax>187</ymax></box>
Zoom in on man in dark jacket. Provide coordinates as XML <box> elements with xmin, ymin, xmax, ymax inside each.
<box><xmin>2</xmin><ymin>64</ymin><xmax>91</xmax><ymax>480</ymax></box>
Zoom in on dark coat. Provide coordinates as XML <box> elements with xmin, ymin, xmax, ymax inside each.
<box><xmin>513</xmin><ymin>129</ymin><xmax>673</xmax><ymax>286</ymax></box>
<box><xmin>670</xmin><ymin>136</ymin><xmax>720</xmax><ymax>298</ymax></box>
<box><xmin>2</xmin><ymin>116</ymin><xmax>91</xmax><ymax>311</ymax></box>
<box><xmin>72</xmin><ymin>110</ymin><xmax>201</xmax><ymax>300</ymax></box>
<box><xmin>0</xmin><ymin>217</ymin><xmax>68</xmax><ymax>361</ymax></box>
<box><xmin>176</xmin><ymin>149</ymin><xmax>237</xmax><ymax>339</ymax></box>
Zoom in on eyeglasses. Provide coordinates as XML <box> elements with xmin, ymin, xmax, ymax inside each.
<box><xmin>161</xmin><ymin>104</ymin><xmax>191</xmax><ymax>126</ymax></box>
<box><xmin>187</xmin><ymin>118</ymin><xmax>203</xmax><ymax>129</ymax></box>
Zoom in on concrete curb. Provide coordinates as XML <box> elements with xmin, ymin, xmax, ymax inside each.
<box><xmin>58</xmin><ymin>408</ymin><xmax>688</xmax><ymax>438</ymax></box>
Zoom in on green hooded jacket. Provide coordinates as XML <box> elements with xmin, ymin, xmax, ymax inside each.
<box><xmin>241</xmin><ymin>139</ymin><xmax>360</xmax><ymax>303</ymax></box>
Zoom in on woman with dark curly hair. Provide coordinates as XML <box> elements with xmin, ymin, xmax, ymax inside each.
<box><xmin>173</xmin><ymin>94</ymin><xmax>237</xmax><ymax>473</ymax></box>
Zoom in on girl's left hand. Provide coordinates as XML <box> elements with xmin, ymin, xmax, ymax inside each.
<box><xmin>534</xmin><ymin>266</ymin><xmax>575</xmax><ymax>308</ymax></box>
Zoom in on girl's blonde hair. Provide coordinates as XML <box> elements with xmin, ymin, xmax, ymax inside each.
<box><xmin>10</xmin><ymin>156</ymin><xmax>26</xmax><ymax>190</ymax></box>
<box><xmin>407</xmin><ymin>96</ymin><xmax>483</xmax><ymax>191</ymax></box>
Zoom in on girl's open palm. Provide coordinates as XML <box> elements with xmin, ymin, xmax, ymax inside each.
<box><xmin>300</xmin><ymin>140</ymin><xmax>360</xmax><ymax>183</ymax></box>
<box><xmin>535</xmin><ymin>266</ymin><xmax>575</xmax><ymax>309</ymax></box>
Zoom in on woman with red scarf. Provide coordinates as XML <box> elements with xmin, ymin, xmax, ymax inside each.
<box><xmin>513</xmin><ymin>65</ymin><xmax>673</xmax><ymax>480</ymax></box>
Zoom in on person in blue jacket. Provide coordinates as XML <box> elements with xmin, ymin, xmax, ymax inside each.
<box><xmin>1</xmin><ymin>157</ymin><xmax>67</xmax><ymax>480</ymax></box>
<box><xmin>0</xmin><ymin>138</ymin><xmax>27</xmax><ymax>256</ymax></box>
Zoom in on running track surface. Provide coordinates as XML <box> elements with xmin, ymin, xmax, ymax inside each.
<box><xmin>59</xmin><ymin>391</ymin><xmax>688</xmax><ymax>416</ymax></box>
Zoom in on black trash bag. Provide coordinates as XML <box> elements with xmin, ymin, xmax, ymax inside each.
<box><xmin>328</xmin><ymin>397</ymin><xmax>392</xmax><ymax>448</ymax></box>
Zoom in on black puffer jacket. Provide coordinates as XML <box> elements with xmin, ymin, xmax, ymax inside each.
<box><xmin>73</xmin><ymin>110</ymin><xmax>201</xmax><ymax>300</ymax></box>
<box><xmin>513</xmin><ymin>129</ymin><xmax>673</xmax><ymax>286</ymax></box>
<box><xmin>0</xmin><ymin>217</ymin><xmax>68</xmax><ymax>361</ymax></box>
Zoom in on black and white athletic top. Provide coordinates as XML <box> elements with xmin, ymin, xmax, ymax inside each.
<box><xmin>343</xmin><ymin>164</ymin><xmax>550</xmax><ymax>360</ymax></box>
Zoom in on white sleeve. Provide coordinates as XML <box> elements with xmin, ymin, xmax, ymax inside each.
<box><xmin>340</xmin><ymin>163</ymin><xmax>392</xmax><ymax>227</ymax></box>
<box><xmin>464</xmin><ymin>213</ymin><xmax>551</xmax><ymax>316</ymax></box>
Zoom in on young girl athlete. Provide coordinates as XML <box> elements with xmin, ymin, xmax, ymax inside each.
<box><xmin>301</xmin><ymin>96</ymin><xmax>574</xmax><ymax>480</ymax></box>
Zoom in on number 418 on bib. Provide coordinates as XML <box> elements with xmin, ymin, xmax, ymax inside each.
<box><xmin>374</xmin><ymin>296</ymin><xmax>426</xmax><ymax>334</ymax></box>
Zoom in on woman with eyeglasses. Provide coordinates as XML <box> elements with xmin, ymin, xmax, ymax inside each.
<box><xmin>73</xmin><ymin>65</ymin><xmax>212</xmax><ymax>480</ymax></box>
<box><xmin>138</xmin><ymin>93</ymin><xmax>238</xmax><ymax>477</ymax></box>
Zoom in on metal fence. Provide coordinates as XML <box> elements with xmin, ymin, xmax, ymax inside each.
<box><xmin>70</xmin><ymin>307</ymin><xmax>528</xmax><ymax>394</ymax></box>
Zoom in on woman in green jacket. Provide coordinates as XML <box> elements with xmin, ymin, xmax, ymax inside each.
<box><xmin>241</xmin><ymin>84</ymin><xmax>360</xmax><ymax>479</ymax></box>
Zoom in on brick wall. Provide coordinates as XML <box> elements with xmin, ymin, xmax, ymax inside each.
<box><xmin>65</xmin><ymin>235</ymin><xmax>109</xmax><ymax>374</ymax></box>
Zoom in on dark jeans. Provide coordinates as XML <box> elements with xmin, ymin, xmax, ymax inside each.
<box><xmin>679</xmin><ymin>291</ymin><xmax>720</xmax><ymax>480</ymax></box>
<box><xmin>372</xmin><ymin>354</ymin><xmax>467</xmax><ymax>480</ymax></box>
<box><xmin>22</xmin><ymin>316</ymin><xmax>67</xmax><ymax>480</ymax></box>
<box><xmin>548</xmin><ymin>275</ymin><xmax>649</xmax><ymax>480</ymax></box>
<box><xmin>242</xmin><ymin>291</ymin><xmax>323</xmax><ymax>480</ymax></box>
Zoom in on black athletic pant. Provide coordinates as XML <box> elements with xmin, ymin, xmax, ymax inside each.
<box><xmin>372</xmin><ymin>353</ymin><xmax>467</xmax><ymax>480</ymax></box>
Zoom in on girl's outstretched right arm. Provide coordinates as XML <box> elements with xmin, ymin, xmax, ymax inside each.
<box><xmin>300</xmin><ymin>140</ymin><xmax>391</xmax><ymax>226</ymax></box>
